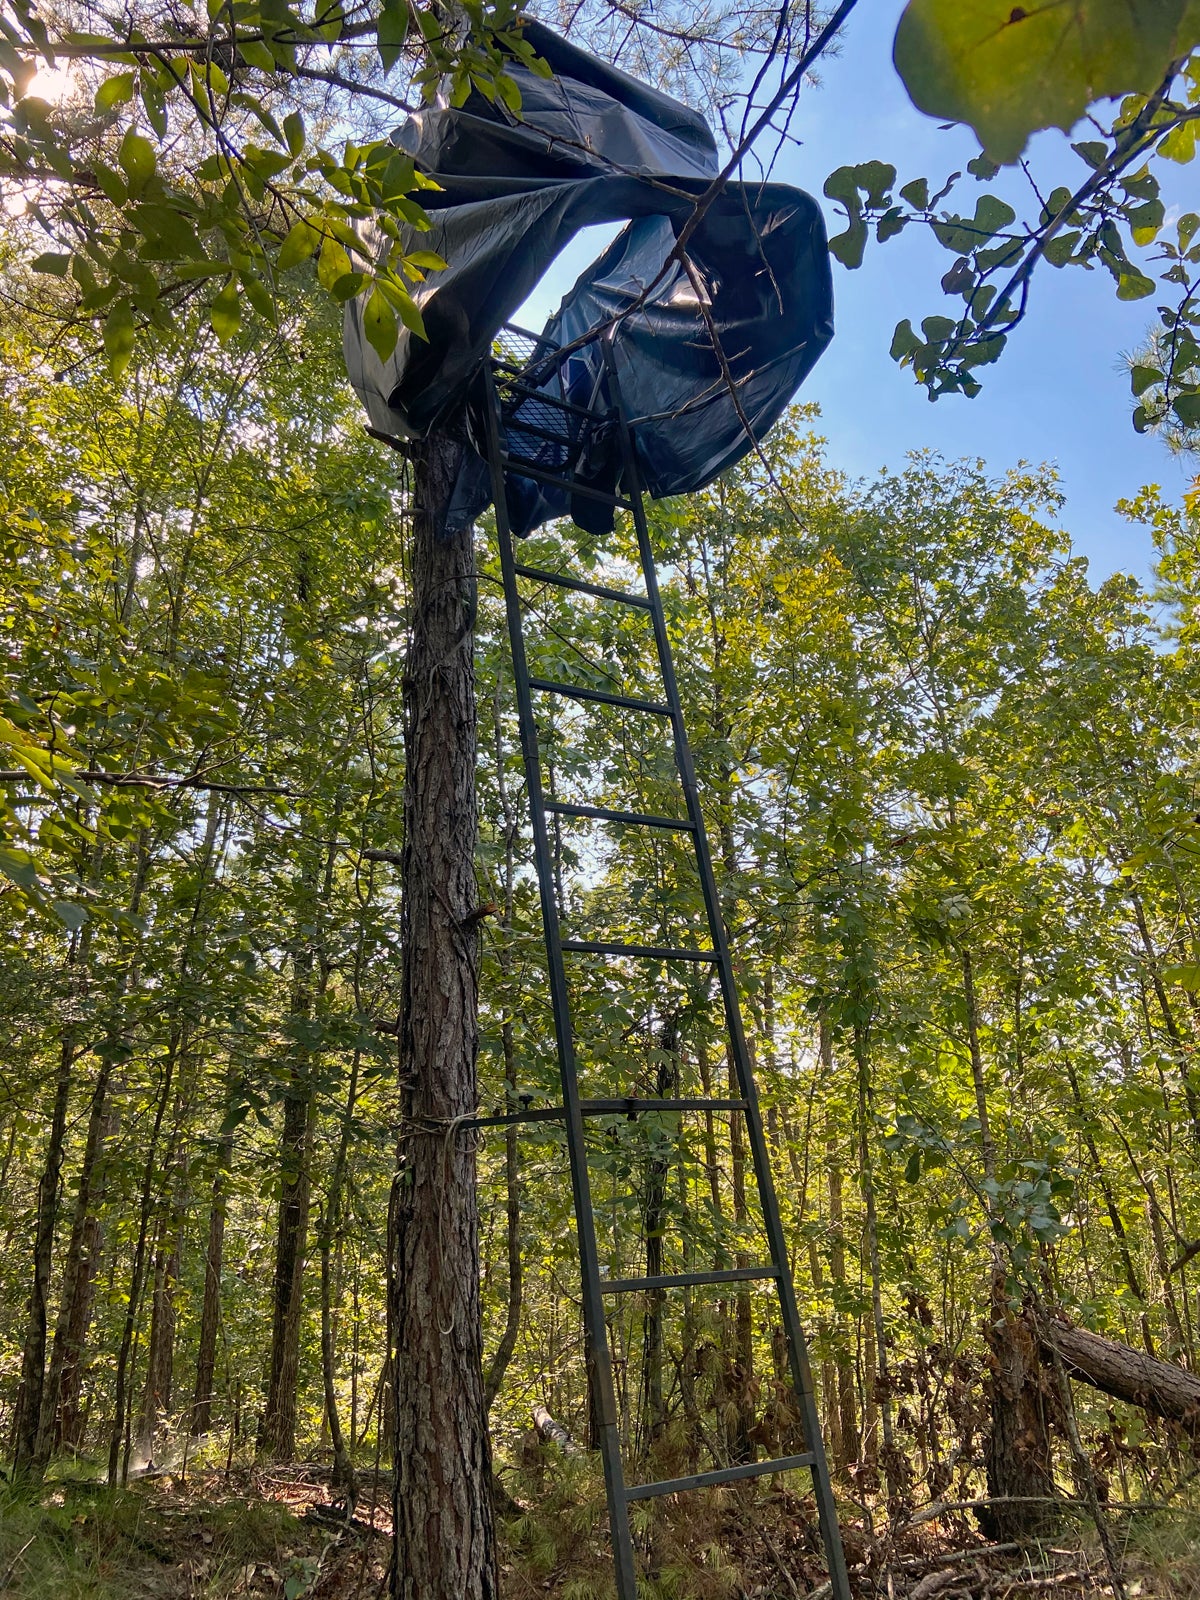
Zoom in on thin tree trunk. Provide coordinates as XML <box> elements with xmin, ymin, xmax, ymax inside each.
<box><xmin>11</xmin><ymin>1033</ymin><xmax>77</xmax><ymax>1475</ymax></box>
<box><xmin>640</xmin><ymin>1014</ymin><xmax>677</xmax><ymax>1452</ymax></box>
<box><xmin>390</xmin><ymin>431</ymin><xmax>497</xmax><ymax>1600</ymax></box>
<box><xmin>727</xmin><ymin>1044</ymin><xmax>756</xmax><ymax>1462</ymax></box>
<box><xmin>108</xmin><ymin>1029</ymin><xmax>180</xmax><ymax>1485</ymax></box>
<box><xmin>192</xmin><ymin>1113</ymin><xmax>234</xmax><ymax>1437</ymax></box>
<box><xmin>854</xmin><ymin>1019</ymin><xmax>901</xmax><ymax>1504</ymax></box>
<box><xmin>484</xmin><ymin>685</ymin><xmax>523</xmax><ymax>1411</ymax></box>
<box><xmin>818</xmin><ymin>1018</ymin><xmax>858</xmax><ymax>1470</ymax></box>
<box><xmin>136</xmin><ymin>1202</ymin><xmax>181</xmax><ymax>1463</ymax></box>
<box><xmin>960</xmin><ymin>948</ymin><xmax>1056</xmax><ymax>1540</ymax></box>
<box><xmin>483</xmin><ymin>1014</ymin><xmax>522</xmax><ymax>1409</ymax></box>
<box><xmin>259</xmin><ymin>1048</ymin><xmax>314</xmax><ymax>1462</ymax></box>
<box><xmin>37</xmin><ymin>1055</ymin><xmax>115</xmax><ymax>1463</ymax></box>
<box><xmin>318</xmin><ymin>1047</ymin><xmax>362</xmax><ymax>1505</ymax></box>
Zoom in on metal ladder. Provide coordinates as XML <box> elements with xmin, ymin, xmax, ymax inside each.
<box><xmin>476</xmin><ymin>326</ymin><xmax>850</xmax><ymax>1600</ymax></box>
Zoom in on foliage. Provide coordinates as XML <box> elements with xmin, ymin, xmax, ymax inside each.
<box><xmin>821</xmin><ymin>2</ymin><xmax>1200</xmax><ymax>444</ymax></box>
<box><xmin>1</xmin><ymin>0</ymin><xmax>546</xmax><ymax>362</ymax></box>
<box><xmin>5</xmin><ymin>251</ymin><xmax>1200</xmax><ymax>1588</ymax></box>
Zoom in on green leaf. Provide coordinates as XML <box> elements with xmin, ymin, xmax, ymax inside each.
<box><xmin>237</xmin><ymin>37</ymin><xmax>277</xmax><ymax>70</ymax></box>
<box><xmin>966</xmin><ymin>153</ymin><xmax>1000</xmax><ymax>179</ymax></box>
<box><xmin>890</xmin><ymin>318</ymin><xmax>922</xmax><ymax>361</ymax></box>
<box><xmin>404</xmin><ymin>249</ymin><xmax>447</xmax><ymax>271</ymax></box>
<box><xmin>283</xmin><ymin>109</ymin><xmax>305</xmax><ymax>156</ymax></box>
<box><xmin>1162</xmin><ymin>961</ymin><xmax>1200</xmax><ymax>989</ymax></box>
<box><xmin>118</xmin><ymin>127</ymin><xmax>156</xmax><ymax>194</ymax></box>
<box><xmin>317</xmin><ymin>232</ymin><xmax>353</xmax><ymax>290</ymax></box>
<box><xmin>894</xmin><ymin>0</ymin><xmax>1200</xmax><ymax>164</ymax></box>
<box><xmin>1161</xmin><ymin>117</ymin><xmax>1198</xmax><ymax>164</ymax></box>
<box><xmin>393</xmin><ymin>286</ymin><xmax>426</xmax><ymax>338</ymax></box>
<box><xmin>377</xmin><ymin>0</ymin><xmax>409</xmax><ymax>72</ymax></box>
<box><xmin>31</xmin><ymin>252</ymin><xmax>70</xmax><ymax>275</ymax></box>
<box><xmin>877</xmin><ymin>205</ymin><xmax>907</xmax><ymax>241</ymax></box>
<box><xmin>51</xmin><ymin>899</ymin><xmax>88</xmax><ymax>931</ymax></box>
<box><xmin>1172</xmin><ymin>390</ymin><xmax>1200</xmax><ymax>426</ymax></box>
<box><xmin>1116</xmin><ymin>268</ymin><xmax>1155</xmax><ymax>300</ymax></box>
<box><xmin>210</xmin><ymin>279</ymin><xmax>242</xmax><ymax>342</ymax></box>
<box><xmin>278</xmin><ymin>217</ymin><xmax>323</xmax><ymax>270</ymax></box>
<box><xmin>828</xmin><ymin>218</ymin><xmax>868</xmax><ymax>269</ymax></box>
<box><xmin>95</xmin><ymin>71</ymin><xmax>136</xmax><ymax>112</ymax></box>
<box><xmin>362</xmin><ymin>284</ymin><xmax>399</xmax><ymax>360</ymax></box>
<box><xmin>900</xmin><ymin>176</ymin><xmax>930</xmax><ymax>209</ymax></box>
<box><xmin>974</xmin><ymin>193</ymin><xmax>1015</xmax><ymax>234</ymax></box>
<box><xmin>241</xmin><ymin>270</ymin><xmax>276</xmax><ymax>322</ymax></box>
<box><xmin>103</xmin><ymin>298</ymin><xmax>136</xmax><ymax>377</ymax></box>
<box><xmin>0</xmin><ymin>847</ymin><xmax>37</xmax><ymax>890</ymax></box>
<box><xmin>1130</xmin><ymin>363</ymin><xmax>1160</xmax><ymax>395</ymax></box>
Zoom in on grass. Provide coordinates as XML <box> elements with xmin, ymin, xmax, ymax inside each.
<box><xmin>0</xmin><ymin>1477</ymin><xmax>340</xmax><ymax>1599</ymax></box>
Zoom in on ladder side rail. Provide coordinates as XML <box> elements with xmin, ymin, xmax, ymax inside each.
<box><xmin>480</xmin><ymin>365</ymin><xmax>640</xmax><ymax>1600</ymax></box>
<box><xmin>600</xmin><ymin>337</ymin><xmax>852</xmax><ymax>1600</ymax></box>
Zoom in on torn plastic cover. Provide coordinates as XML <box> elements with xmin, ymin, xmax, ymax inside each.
<box><xmin>343</xmin><ymin>19</ymin><xmax>834</xmax><ymax>536</ymax></box>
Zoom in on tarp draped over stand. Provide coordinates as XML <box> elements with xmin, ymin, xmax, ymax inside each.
<box><xmin>344</xmin><ymin>19</ymin><xmax>834</xmax><ymax>535</ymax></box>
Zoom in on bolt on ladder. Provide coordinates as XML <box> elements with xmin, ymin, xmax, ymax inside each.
<box><xmin>477</xmin><ymin>325</ymin><xmax>851</xmax><ymax>1600</ymax></box>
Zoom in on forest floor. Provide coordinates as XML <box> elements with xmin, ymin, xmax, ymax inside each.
<box><xmin>0</xmin><ymin>1463</ymin><xmax>1197</xmax><ymax>1599</ymax></box>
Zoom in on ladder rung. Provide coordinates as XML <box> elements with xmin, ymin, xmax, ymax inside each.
<box><xmin>602</xmin><ymin>1266</ymin><xmax>778</xmax><ymax>1294</ymax></box>
<box><xmin>498</xmin><ymin>453</ymin><xmax>632</xmax><ymax>509</ymax></box>
<box><xmin>528</xmin><ymin>678</ymin><xmax>672</xmax><ymax>716</ymax></box>
<box><xmin>624</xmin><ymin>1452</ymin><xmax>817</xmax><ymax>1502</ymax></box>
<box><xmin>514</xmin><ymin>564</ymin><xmax>654</xmax><ymax>610</ymax></box>
<box><xmin>581</xmin><ymin>1096</ymin><xmax>747</xmax><ymax>1115</ymax></box>
<box><xmin>463</xmin><ymin>1096</ymin><xmax>747</xmax><ymax>1131</ymax></box>
<box><xmin>561</xmin><ymin>939</ymin><xmax>716</xmax><ymax>962</ymax></box>
<box><xmin>545</xmin><ymin>800</ymin><xmax>693</xmax><ymax>831</ymax></box>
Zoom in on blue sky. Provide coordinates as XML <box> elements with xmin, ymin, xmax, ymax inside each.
<box><xmin>520</xmin><ymin>2</ymin><xmax>1198</xmax><ymax>584</ymax></box>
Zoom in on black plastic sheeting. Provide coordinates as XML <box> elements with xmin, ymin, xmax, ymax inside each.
<box><xmin>343</xmin><ymin>19</ymin><xmax>834</xmax><ymax>536</ymax></box>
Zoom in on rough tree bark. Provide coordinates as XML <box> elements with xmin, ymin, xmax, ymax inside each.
<box><xmin>390</xmin><ymin>431</ymin><xmax>498</xmax><ymax>1600</ymax></box>
<box><xmin>1042</xmin><ymin>1317</ymin><xmax>1200</xmax><ymax>1428</ymax></box>
<box><xmin>959</xmin><ymin>945</ymin><xmax>1056</xmax><ymax>1541</ymax></box>
<box><xmin>980</xmin><ymin>1277</ymin><xmax>1057</xmax><ymax>1541</ymax></box>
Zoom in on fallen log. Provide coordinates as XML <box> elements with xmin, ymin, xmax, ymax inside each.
<box><xmin>532</xmin><ymin>1404</ymin><xmax>582</xmax><ymax>1455</ymax></box>
<box><xmin>1040</xmin><ymin>1318</ymin><xmax>1200</xmax><ymax>1431</ymax></box>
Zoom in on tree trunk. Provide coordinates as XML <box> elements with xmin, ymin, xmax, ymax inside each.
<box><xmin>37</xmin><ymin>1053</ymin><xmax>114</xmax><ymax>1463</ymax></box>
<box><xmin>108</xmin><ymin>1030</ymin><xmax>181</xmax><ymax>1485</ymax></box>
<box><xmin>639</xmin><ymin>1014</ymin><xmax>677</xmax><ymax>1453</ymax></box>
<box><xmin>819</xmin><ymin>1018</ymin><xmax>858</xmax><ymax>1471</ymax></box>
<box><xmin>483</xmin><ymin>1013</ymin><xmax>522</xmax><ymax>1410</ymax></box>
<box><xmin>390</xmin><ymin>431</ymin><xmax>497</xmax><ymax>1600</ymax></box>
<box><xmin>11</xmin><ymin>1034</ymin><xmax>76</xmax><ymax>1475</ymax></box>
<box><xmin>727</xmin><ymin>1045</ymin><xmax>756</xmax><ymax>1463</ymax></box>
<box><xmin>136</xmin><ymin>1204</ymin><xmax>181</xmax><ymax>1464</ymax></box>
<box><xmin>483</xmin><ymin>686</ymin><xmax>523</xmax><ymax>1412</ymax></box>
<box><xmin>981</xmin><ymin>1273</ymin><xmax>1057</xmax><ymax>1541</ymax></box>
<box><xmin>960</xmin><ymin>945</ymin><xmax>1056</xmax><ymax>1540</ymax></box>
<box><xmin>854</xmin><ymin>1019</ymin><xmax>902</xmax><ymax>1505</ymax></box>
<box><xmin>1041</xmin><ymin>1316</ymin><xmax>1200</xmax><ymax>1429</ymax></box>
<box><xmin>192</xmin><ymin>1117</ymin><xmax>234</xmax><ymax>1437</ymax></box>
<box><xmin>259</xmin><ymin>1053</ymin><xmax>314</xmax><ymax>1462</ymax></box>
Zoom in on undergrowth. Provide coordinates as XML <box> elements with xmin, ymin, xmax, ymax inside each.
<box><xmin>0</xmin><ymin>1478</ymin><xmax>324</xmax><ymax>1599</ymax></box>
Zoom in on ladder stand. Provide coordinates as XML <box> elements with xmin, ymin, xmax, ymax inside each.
<box><xmin>476</xmin><ymin>327</ymin><xmax>850</xmax><ymax>1600</ymax></box>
